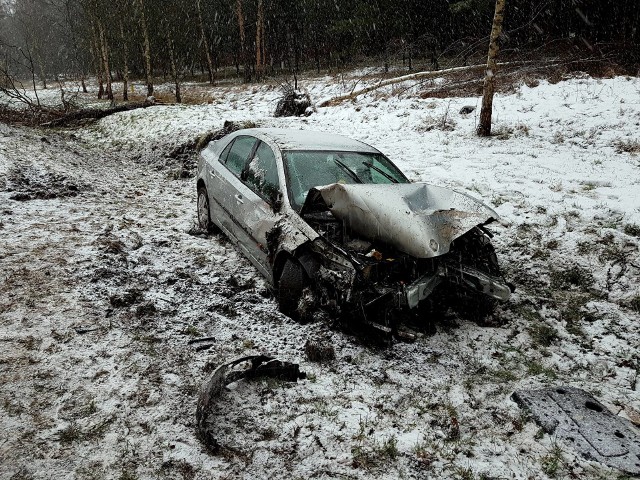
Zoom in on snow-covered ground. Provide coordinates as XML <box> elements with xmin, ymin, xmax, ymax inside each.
<box><xmin>1</xmin><ymin>72</ymin><xmax>639</xmax><ymax>480</ymax></box>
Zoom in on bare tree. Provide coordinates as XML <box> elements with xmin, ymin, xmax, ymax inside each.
<box><xmin>61</xmin><ymin>0</ymin><xmax>89</xmax><ymax>93</ymax></box>
<box><xmin>255</xmin><ymin>0</ymin><xmax>266</xmax><ymax>80</ymax></box>
<box><xmin>235</xmin><ymin>0</ymin><xmax>250</xmax><ymax>82</ymax></box>
<box><xmin>97</xmin><ymin>18</ymin><xmax>113</xmax><ymax>100</ymax></box>
<box><xmin>195</xmin><ymin>0</ymin><xmax>214</xmax><ymax>84</ymax></box>
<box><xmin>119</xmin><ymin>18</ymin><xmax>129</xmax><ymax>100</ymax></box>
<box><xmin>477</xmin><ymin>0</ymin><xmax>506</xmax><ymax>137</ymax></box>
<box><xmin>12</xmin><ymin>0</ymin><xmax>50</xmax><ymax>89</ymax></box>
<box><xmin>164</xmin><ymin>20</ymin><xmax>181</xmax><ymax>103</ymax></box>
<box><xmin>88</xmin><ymin>20</ymin><xmax>104</xmax><ymax>99</ymax></box>
<box><xmin>136</xmin><ymin>0</ymin><xmax>153</xmax><ymax>97</ymax></box>
<box><xmin>0</xmin><ymin>44</ymin><xmax>41</xmax><ymax>112</ymax></box>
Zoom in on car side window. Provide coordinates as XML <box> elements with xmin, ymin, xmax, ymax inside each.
<box><xmin>225</xmin><ymin>136</ymin><xmax>257</xmax><ymax>176</ymax></box>
<box><xmin>219</xmin><ymin>140</ymin><xmax>234</xmax><ymax>164</ymax></box>
<box><xmin>245</xmin><ymin>141</ymin><xmax>280</xmax><ymax>201</ymax></box>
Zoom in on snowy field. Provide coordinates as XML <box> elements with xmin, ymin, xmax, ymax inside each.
<box><xmin>1</xmin><ymin>72</ymin><xmax>639</xmax><ymax>480</ymax></box>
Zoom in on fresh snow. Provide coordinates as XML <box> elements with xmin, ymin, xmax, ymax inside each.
<box><xmin>1</xmin><ymin>72</ymin><xmax>639</xmax><ymax>480</ymax></box>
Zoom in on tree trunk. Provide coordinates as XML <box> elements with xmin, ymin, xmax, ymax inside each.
<box><xmin>97</xmin><ymin>20</ymin><xmax>113</xmax><ymax>100</ymax></box>
<box><xmin>64</xmin><ymin>0</ymin><xmax>88</xmax><ymax>94</ymax></box>
<box><xmin>255</xmin><ymin>0</ymin><xmax>266</xmax><ymax>80</ymax></box>
<box><xmin>477</xmin><ymin>0</ymin><xmax>507</xmax><ymax>137</ymax></box>
<box><xmin>235</xmin><ymin>0</ymin><xmax>251</xmax><ymax>82</ymax></box>
<box><xmin>314</xmin><ymin>38</ymin><xmax>320</xmax><ymax>74</ymax></box>
<box><xmin>89</xmin><ymin>23</ymin><xmax>104</xmax><ymax>99</ymax></box>
<box><xmin>35</xmin><ymin>49</ymin><xmax>47</xmax><ymax>89</ymax></box>
<box><xmin>119</xmin><ymin>20</ymin><xmax>129</xmax><ymax>101</ymax></box>
<box><xmin>136</xmin><ymin>0</ymin><xmax>153</xmax><ymax>97</ymax></box>
<box><xmin>166</xmin><ymin>29</ymin><xmax>181</xmax><ymax>103</ymax></box>
<box><xmin>196</xmin><ymin>0</ymin><xmax>215</xmax><ymax>84</ymax></box>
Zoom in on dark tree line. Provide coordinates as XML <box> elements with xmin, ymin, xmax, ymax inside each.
<box><xmin>1</xmin><ymin>0</ymin><xmax>639</xmax><ymax>102</ymax></box>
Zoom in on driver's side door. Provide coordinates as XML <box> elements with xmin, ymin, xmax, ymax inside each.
<box><xmin>235</xmin><ymin>140</ymin><xmax>283</xmax><ymax>281</ymax></box>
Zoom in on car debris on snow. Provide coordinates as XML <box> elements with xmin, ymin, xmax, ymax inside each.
<box><xmin>512</xmin><ymin>386</ymin><xmax>640</xmax><ymax>475</ymax></box>
<box><xmin>196</xmin><ymin>355</ymin><xmax>306</xmax><ymax>452</ymax></box>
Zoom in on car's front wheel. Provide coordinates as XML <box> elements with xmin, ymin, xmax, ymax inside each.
<box><xmin>197</xmin><ymin>186</ymin><xmax>218</xmax><ymax>233</ymax></box>
<box><xmin>278</xmin><ymin>258</ymin><xmax>310</xmax><ymax>321</ymax></box>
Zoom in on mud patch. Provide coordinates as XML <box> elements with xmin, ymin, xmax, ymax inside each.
<box><xmin>5</xmin><ymin>164</ymin><xmax>85</xmax><ymax>201</ymax></box>
<box><xmin>167</xmin><ymin>120</ymin><xmax>258</xmax><ymax>178</ymax></box>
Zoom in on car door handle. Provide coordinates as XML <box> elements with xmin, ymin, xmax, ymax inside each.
<box><xmin>209</xmin><ymin>170</ymin><xmax>217</xmax><ymax>178</ymax></box>
<box><xmin>234</xmin><ymin>194</ymin><xmax>244</xmax><ymax>204</ymax></box>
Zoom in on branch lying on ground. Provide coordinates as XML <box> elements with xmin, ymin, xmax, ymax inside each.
<box><xmin>318</xmin><ymin>57</ymin><xmax>614</xmax><ymax>106</ymax></box>
<box><xmin>318</xmin><ymin>63</ymin><xmax>491</xmax><ymax>107</ymax></box>
<box><xmin>40</xmin><ymin>101</ymin><xmax>157</xmax><ymax>127</ymax></box>
<box><xmin>0</xmin><ymin>100</ymin><xmax>158</xmax><ymax>127</ymax></box>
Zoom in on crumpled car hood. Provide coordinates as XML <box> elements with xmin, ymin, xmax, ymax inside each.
<box><xmin>301</xmin><ymin>183</ymin><xmax>500</xmax><ymax>258</ymax></box>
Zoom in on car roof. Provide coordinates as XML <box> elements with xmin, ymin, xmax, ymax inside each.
<box><xmin>236</xmin><ymin>128</ymin><xmax>380</xmax><ymax>153</ymax></box>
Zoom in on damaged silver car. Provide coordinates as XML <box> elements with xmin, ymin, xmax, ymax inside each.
<box><xmin>196</xmin><ymin>128</ymin><xmax>511</xmax><ymax>333</ymax></box>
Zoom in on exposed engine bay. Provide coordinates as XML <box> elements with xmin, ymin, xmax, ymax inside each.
<box><xmin>293</xmin><ymin>183</ymin><xmax>513</xmax><ymax>331</ymax></box>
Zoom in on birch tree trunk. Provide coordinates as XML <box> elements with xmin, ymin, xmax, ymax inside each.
<box><xmin>97</xmin><ymin>20</ymin><xmax>113</xmax><ymax>100</ymax></box>
<box><xmin>34</xmin><ymin>47</ymin><xmax>47</xmax><ymax>89</ymax></box>
<box><xmin>477</xmin><ymin>0</ymin><xmax>506</xmax><ymax>137</ymax></box>
<box><xmin>136</xmin><ymin>0</ymin><xmax>153</xmax><ymax>97</ymax></box>
<box><xmin>119</xmin><ymin>19</ymin><xmax>129</xmax><ymax>101</ymax></box>
<box><xmin>196</xmin><ymin>0</ymin><xmax>215</xmax><ymax>84</ymax></box>
<box><xmin>166</xmin><ymin>28</ymin><xmax>181</xmax><ymax>103</ymax></box>
<box><xmin>89</xmin><ymin>22</ymin><xmax>104</xmax><ymax>99</ymax></box>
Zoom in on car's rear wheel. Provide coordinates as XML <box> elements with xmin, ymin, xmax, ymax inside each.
<box><xmin>278</xmin><ymin>258</ymin><xmax>309</xmax><ymax>320</ymax></box>
<box><xmin>197</xmin><ymin>186</ymin><xmax>218</xmax><ymax>233</ymax></box>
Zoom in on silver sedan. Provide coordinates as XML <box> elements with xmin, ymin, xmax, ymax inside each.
<box><xmin>196</xmin><ymin>128</ymin><xmax>511</xmax><ymax>331</ymax></box>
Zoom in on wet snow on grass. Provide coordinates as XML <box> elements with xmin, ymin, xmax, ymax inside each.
<box><xmin>1</xmin><ymin>73</ymin><xmax>639</xmax><ymax>480</ymax></box>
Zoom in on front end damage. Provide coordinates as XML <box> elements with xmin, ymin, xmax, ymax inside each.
<box><xmin>288</xmin><ymin>183</ymin><xmax>512</xmax><ymax>330</ymax></box>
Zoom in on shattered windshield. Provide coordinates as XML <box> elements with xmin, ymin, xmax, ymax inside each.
<box><xmin>283</xmin><ymin>150</ymin><xmax>409</xmax><ymax>210</ymax></box>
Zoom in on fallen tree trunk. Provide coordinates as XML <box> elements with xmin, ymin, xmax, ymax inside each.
<box><xmin>0</xmin><ymin>100</ymin><xmax>159</xmax><ymax>128</ymax></box>
<box><xmin>318</xmin><ymin>64</ymin><xmax>488</xmax><ymax>107</ymax></box>
<box><xmin>41</xmin><ymin>101</ymin><xmax>157</xmax><ymax>127</ymax></box>
<box><xmin>317</xmin><ymin>61</ymin><xmax>534</xmax><ymax>107</ymax></box>
<box><xmin>318</xmin><ymin>57</ymin><xmax>609</xmax><ymax>107</ymax></box>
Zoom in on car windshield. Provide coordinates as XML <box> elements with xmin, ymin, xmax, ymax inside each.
<box><xmin>283</xmin><ymin>150</ymin><xmax>409</xmax><ymax>211</ymax></box>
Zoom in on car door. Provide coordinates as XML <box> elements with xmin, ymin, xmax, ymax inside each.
<box><xmin>208</xmin><ymin>135</ymin><xmax>258</xmax><ymax>246</ymax></box>
<box><xmin>236</xmin><ymin>140</ymin><xmax>283</xmax><ymax>280</ymax></box>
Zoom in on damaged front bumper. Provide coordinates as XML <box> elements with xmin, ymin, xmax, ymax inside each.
<box><xmin>308</xmin><ymin>235</ymin><xmax>512</xmax><ymax>317</ymax></box>
<box><xmin>401</xmin><ymin>263</ymin><xmax>511</xmax><ymax>309</ymax></box>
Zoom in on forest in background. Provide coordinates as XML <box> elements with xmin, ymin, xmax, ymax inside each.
<box><xmin>1</xmin><ymin>0</ymin><xmax>639</xmax><ymax>100</ymax></box>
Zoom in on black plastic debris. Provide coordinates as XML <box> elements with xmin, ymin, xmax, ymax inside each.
<box><xmin>512</xmin><ymin>386</ymin><xmax>640</xmax><ymax>475</ymax></box>
<box><xmin>196</xmin><ymin>355</ymin><xmax>305</xmax><ymax>452</ymax></box>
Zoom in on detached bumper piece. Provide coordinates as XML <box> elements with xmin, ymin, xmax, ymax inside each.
<box><xmin>196</xmin><ymin>355</ymin><xmax>305</xmax><ymax>453</ymax></box>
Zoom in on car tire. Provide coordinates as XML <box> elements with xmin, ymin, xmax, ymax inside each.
<box><xmin>278</xmin><ymin>258</ymin><xmax>309</xmax><ymax>320</ymax></box>
<box><xmin>448</xmin><ymin>228</ymin><xmax>501</xmax><ymax>323</ymax></box>
<box><xmin>197</xmin><ymin>186</ymin><xmax>218</xmax><ymax>233</ymax></box>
